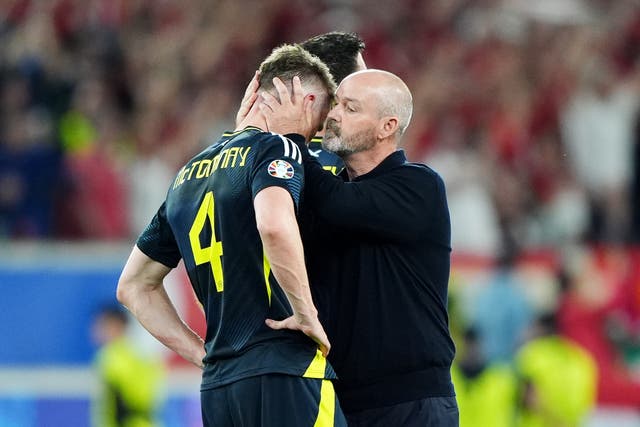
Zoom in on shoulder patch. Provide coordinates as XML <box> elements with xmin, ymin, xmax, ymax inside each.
<box><xmin>268</xmin><ymin>160</ymin><xmax>295</xmax><ymax>180</ymax></box>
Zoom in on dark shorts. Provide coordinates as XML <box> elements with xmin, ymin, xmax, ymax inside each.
<box><xmin>201</xmin><ymin>374</ymin><xmax>347</xmax><ymax>427</ymax></box>
<box><xmin>345</xmin><ymin>396</ymin><xmax>459</xmax><ymax>427</ymax></box>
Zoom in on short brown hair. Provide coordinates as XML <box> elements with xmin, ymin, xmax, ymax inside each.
<box><xmin>258</xmin><ymin>44</ymin><xmax>336</xmax><ymax>100</ymax></box>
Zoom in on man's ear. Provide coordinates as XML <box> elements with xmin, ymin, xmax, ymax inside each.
<box><xmin>378</xmin><ymin>117</ymin><xmax>399</xmax><ymax>139</ymax></box>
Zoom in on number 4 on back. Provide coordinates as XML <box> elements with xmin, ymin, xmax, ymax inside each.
<box><xmin>189</xmin><ymin>191</ymin><xmax>224</xmax><ymax>292</ymax></box>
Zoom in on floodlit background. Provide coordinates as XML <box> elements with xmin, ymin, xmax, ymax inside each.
<box><xmin>1</xmin><ymin>0</ymin><xmax>640</xmax><ymax>426</ymax></box>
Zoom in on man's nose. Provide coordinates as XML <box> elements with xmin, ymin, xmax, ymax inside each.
<box><xmin>327</xmin><ymin>105</ymin><xmax>340</xmax><ymax>121</ymax></box>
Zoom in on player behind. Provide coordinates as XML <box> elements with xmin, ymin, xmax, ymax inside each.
<box><xmin>300</xmin><ymin>32</ymin><xmax>366</xmax><ymax>175</ymax></box>
<box><xmin>116</xmin><ymin>44</ymin><xmax>345</xmax><ymax>426</ymax></box>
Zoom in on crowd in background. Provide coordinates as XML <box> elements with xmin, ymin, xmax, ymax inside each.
<box><xmin>1</xmin><ymin>0</ymin><xmax>640</xmax><ymax>425</ymax></box>
<box><xmin>1</xmin><ymin>0</ymin><xmax>639</xmax><ymax>249</ymax></box>
<box><xmin>448</xmin><ymin>244</ymin><xmax>640</xmax><ymax>425</ymax></box>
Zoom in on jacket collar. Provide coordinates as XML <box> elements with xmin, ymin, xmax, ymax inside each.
<box><xmin>339</xmin><ymin>150</ymin><xmax>407</xmax><ymax>182</ymax></box>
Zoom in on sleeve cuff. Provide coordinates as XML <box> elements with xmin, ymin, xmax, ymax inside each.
<box><xmin>135</xmin><ymin>243</ymin><xmax>180</xmax><ymax>269</ymax></box>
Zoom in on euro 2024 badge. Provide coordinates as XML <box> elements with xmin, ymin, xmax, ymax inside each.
<box><xmin>268</xmin><ymin>160</ymin><xmax>294</xmax><ymax>179</ymax></box>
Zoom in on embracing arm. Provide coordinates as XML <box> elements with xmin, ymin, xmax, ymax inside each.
<box><xmin>291</xmin><ymin>137</ymin><xmax>440</xmax><ymax>241</ymax></box>
<box><xmin>254</xmin><ymin>186</ymin><xmax>331</xmax><ymax>356</ymax></box>
<box><xmin>116</xmin><ymin>246</ymin><xmax>206</xmax><ymax>368</ymax></box>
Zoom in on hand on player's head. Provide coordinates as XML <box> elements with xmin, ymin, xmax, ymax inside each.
<box><xmin>235</xmin><ymin>70</ymin><xmax>260</xmax><ymax>128</ymax></box>
<box><xmin>259</xmin><ymin>76</ymin><xmax>316</xmax><ymax>140</ymax></box>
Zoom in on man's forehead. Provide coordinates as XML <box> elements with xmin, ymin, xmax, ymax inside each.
<box><xmin>335</xmin><ymin>92</ymin><xmax>361</xmax><ymax>104</ymax></box>
<box><xmin>336</xmin><ymin>76</ymin><xmax>367</xmax><ymax>100</ymax></box>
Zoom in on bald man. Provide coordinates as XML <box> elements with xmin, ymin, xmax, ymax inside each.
<box><xmin>262</xmin><ymin>70</ymin><xmax>459</xmax><ymax>426</ymax></box>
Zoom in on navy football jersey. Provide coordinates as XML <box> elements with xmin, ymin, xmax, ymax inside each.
<box><xmin>307</xmin><ymin>135</ymin><xmax>344</xmax><ymax>175</ymax></box>
<box><xmin>137</xmin><ymin>127</ymin><xmax>336</xmax><ymax>390</ymax></box>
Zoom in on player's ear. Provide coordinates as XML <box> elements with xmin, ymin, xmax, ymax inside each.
<box><xmin>302</xmin><ymin>94</ymin><xmax>317</xmax><ymax>115</ymax></box>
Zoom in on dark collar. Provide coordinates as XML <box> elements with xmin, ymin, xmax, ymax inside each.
<box><xmin>221</xmin><ymin>126</ymin><xmax>263</xmax><ymax>138</ymax></box>
<box><xmin>340</xmin><ymin>150</ymin><xmax>407</xmax><ymax>182</ymax></box>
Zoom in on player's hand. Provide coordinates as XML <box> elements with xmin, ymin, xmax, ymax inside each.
<box><xmin>188</xmin><ymin>346</ymin><xmax>207</xmax><ymax>370</ymax></box>
<box><xmin>265</xmin><ymin>314</ymin><xmax>331</xmax><ymax>357</ymax></box>
<box><xmin>260</xmin><ymin>75</ymin><xmax>315</xmax><ymax>140</ymax></box>
<box><xmin>235</xmin><ymin>70</ymin><xmax>260</xmax><ymax>128</ymax></box>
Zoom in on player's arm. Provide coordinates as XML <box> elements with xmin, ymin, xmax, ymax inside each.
<box><xmin>116</xmin><ymin>246</ymin><xmax>206</xmax><ymax>368</ymax></box>
<box><xmin>254</xmin><ymin>186</ymin><xmax>331</xmax><ymax>357</ymax></box>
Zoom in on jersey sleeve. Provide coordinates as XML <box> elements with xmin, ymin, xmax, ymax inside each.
<box><xmin>136</xmin><ymin>201</ymin><xmax>182</xmax><ymax>268</ymax></box>
<box><xmin>250</xmin><ymin>134</ymin><xmax>304</xmax><ymax>209</ymax></box>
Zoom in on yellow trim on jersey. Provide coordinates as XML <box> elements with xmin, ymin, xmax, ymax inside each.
<box><xmin>303</xmin><ymin>349</ymin><xmax>327</xmax><ymax>378</ymax></box>
<box><xmin>310</xmin><ymin>135</ymin><xmax>323</xmax><ymax>144</ymax></box>
<box><xmin>322</xmin><ymin>166</ymin><xmax>339</xmax><ymax>175</ymax></box>
<box><xmin>263</xmin><ymin>255</ymin><xmax>272</xmax><ymax>305</ymax></box>
<box><xmin>221</xmin><ymin>126</ymin><xmax>263</xmax><ymax>138</ymax></box>
<box><xmin>314</xmin><ymin>380</ymin><xmax>337</xmax><ymax>427</ymax></box>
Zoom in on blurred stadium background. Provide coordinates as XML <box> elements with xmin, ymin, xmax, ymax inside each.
<box><xmin>1</xmin><ymin>0</ymin><xmax>640</xmax><ymax>426</ymax></box>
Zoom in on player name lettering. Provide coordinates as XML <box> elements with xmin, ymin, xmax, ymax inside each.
<box><xmin>173</xmin><ymin>146</ymin><xmax>252</xmax><ymax>189</ymax></box>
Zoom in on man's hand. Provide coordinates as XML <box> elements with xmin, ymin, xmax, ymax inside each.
<box><xmin>260</xmin><ymin>75</ymin><xmax>316</xmax><ymax>140</ymax></box>
<box><xmin>265</xmin><ymin>314</ymin><xmax>331</xmax><ymax>357</ymax></box>
<box><xmin>235</xmin><ymin>70</ymin><xmax>260</xmax><ymax>128</ymax></box>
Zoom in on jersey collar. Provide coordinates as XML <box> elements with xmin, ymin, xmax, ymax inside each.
<box><xmin>221</xmin><ymin>126</ymin><xmax>263</xmax><ymax>138</ymax></box>
<box><xmin>347</xmin><ymin>150</ymin><xmax>407</xmax><ymax>182</ymax></box>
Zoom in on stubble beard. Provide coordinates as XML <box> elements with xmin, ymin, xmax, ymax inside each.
<box><xmin>323</xmin><ymin>120</ymin><xmax>376</xmax><ymax>158</ymax></box>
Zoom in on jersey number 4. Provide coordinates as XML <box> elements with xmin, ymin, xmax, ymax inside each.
<box><xmin>189</xmin><ymin>191</ymin><xmax>224</xmax><ymax>292</ymax></box>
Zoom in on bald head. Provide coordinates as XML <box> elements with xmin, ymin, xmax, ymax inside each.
<box><xmin>341</xmin><ymin>70</ymin><xmax>413</xmax><ymax>137</ymax></box>
<box><xmin>324</xmin><ymin>69</ymin><xmax>414</xmax><ymax>167</ymax></box>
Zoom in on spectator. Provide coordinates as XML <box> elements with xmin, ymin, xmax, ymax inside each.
<box><xmin>91</xmin><ymin>305</ymin><xmax>165</xmax><ymax>427</ymax></box>
<box><xmin>425</xmin><ymin>120</ymin><xmax>502</xmax><ymax>255</ymax></box>
<box><xmin>0</xmin><ymin>108</ymin><xmax>61</xmax><ymax>237</ymax></box>
<box><xmin>516</xmin><ymin>312</ymin><xmax>597</xmax><ymax>427</ymax></box>
<box><xmin>452</xmin><ymin>327</ymin><xmax>518</xmax><ymax>427</ymax></box>
<box><xmin>472</xmin><ymin>249</ymin><xmax>534</xmax><ymax>363</ymax></box>
<box><xmin>560</xmin><ymin>58</ymin><xmax>640</xmax><ymax>243</ymax></box>
<box><xmin>557</xmin><ymin>246</ymin><xmax>640</xmax><ymax>409</ymax></box>
<box><xmin>526</xmin><ymin>131</ymin><xmax>590</xmax><ymax>246</ymax></box>
<box><xmin>55</xmin><ymin>76</ymin><xmax>130</xmax><ymax>239</ymax></box>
